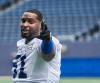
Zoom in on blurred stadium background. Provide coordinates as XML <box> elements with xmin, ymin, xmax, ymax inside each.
<box><xmin>0</xmin><ymin>0</ymin><xmax>100</xmax><ymax>83</ymax></box>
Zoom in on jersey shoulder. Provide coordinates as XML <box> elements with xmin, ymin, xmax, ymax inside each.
<box><xmin>17</xmin><ymin>39</ymin><xmax>25</xmax><ymax>47</ymax></box>
<box><xmin>52</xmin><ymin>36</ymin><xmax>61</xmax><ymax>45</ymax></box>
<box><xmin>17</xmin><ymin>38</ymin><xmax>42</xmax><ymax>47</ymax></box>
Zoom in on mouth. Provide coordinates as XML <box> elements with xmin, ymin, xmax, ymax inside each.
<box><xmin>21</xmin><ymin>27</ymin><xmax>29</xmax><ymax>33</ymax></box>
<box><xmin>21</xmin><ymin>29</ymin><xmax>30</xmax><ymax>38</ymax></box>
<box><xmin>21</xmin><ymin>29</ymin><xmax>39</xmax><ymax>38</ymax></box>
<box><xmin>22</xmin><ymin>30</ymin><xmax>29</xmax><ymax>34</ymax></box>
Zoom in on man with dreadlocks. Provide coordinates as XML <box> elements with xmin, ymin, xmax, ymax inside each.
<box><xmin>12</xmin><ymin>9</ymin><xmax>62</xmax><ymax>83</ymax></box>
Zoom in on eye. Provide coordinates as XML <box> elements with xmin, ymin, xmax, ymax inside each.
<box><xmin>21</xmin><ymin>18</ymin><xmax>26</xmax><ymax>23</ymax></box>
<box><xmin>28</xmin><ymin>19</ymin><xmax>33</xmax><ymax>24</ymax></box>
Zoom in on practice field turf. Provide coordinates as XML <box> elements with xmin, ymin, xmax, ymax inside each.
<box><xmin>1</xmin><ymin>76</ymin><xmax>100</xmax><ymax>83</ymax></box>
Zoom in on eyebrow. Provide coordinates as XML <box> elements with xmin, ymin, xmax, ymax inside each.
<box><xmin>21</xmin><ymin>17</ymin><xmax>34</xmax><ymax>21</ymax></box>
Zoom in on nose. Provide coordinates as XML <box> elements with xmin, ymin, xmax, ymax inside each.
<box><xmin>23</xmin><ymin>21</ymin><xmax>29</xmax><ymax>27</ymax></box>
<box><xmin>21</xmin><ymin>22</ymin><xmax>29</xmax><ymax>30</ymax></box>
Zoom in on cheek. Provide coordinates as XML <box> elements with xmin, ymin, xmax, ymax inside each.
<box><xmin>31</xmin><ymin>24</ymin><xmax>41</xmax><ymax>31</ymax></box>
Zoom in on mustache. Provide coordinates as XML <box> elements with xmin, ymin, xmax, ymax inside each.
<box><xmin>21</xmin><ymin>28</ymin><xmax>28</xmax><ymax>31</ymax></box>
<box><xmin>21</xmin><ymin>29</ymin><xmax>40</xmax><ymax>38</ymax></box>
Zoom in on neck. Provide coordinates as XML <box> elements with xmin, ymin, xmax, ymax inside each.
<box><xmin>25</xmin><ymin>36</ymin><xmax>34</xmax><ymax>44</ymax></box>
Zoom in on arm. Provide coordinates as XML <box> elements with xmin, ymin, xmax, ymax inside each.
<box><xmin>41</xmin><ymin>38</ymin><xmax>55</xmax><ymax>61</ymax></box>
<box><xmin>38</xmin><ymin>30</ymin><xmax>56</xmax><ymax>61</ymax></box>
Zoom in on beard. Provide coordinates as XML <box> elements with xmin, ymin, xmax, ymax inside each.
<box><xmin>21</xmin><ymin>29</ymin><xmax>40</xmax><ymax>40</ymax></box>
<box><xmin>21</xmin><ymin>29</ymin><xmax>33</xmax><ymax>39</ymax></box>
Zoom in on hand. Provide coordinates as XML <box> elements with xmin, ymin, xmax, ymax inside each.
<box><xmin>37</xmin><ymin>30</ymin><xmax>51</xmax><ymax>41</ymax></box>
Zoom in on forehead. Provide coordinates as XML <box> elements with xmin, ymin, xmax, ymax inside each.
<box><xmin>21</xmin><ymin>12</ymin><xmax>38</xmax><ymax>19</ymax></box>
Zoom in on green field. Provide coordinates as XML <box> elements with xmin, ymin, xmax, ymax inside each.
<box><xmin>1</xmin><ymin>76</ymin><xmax>100</xmax><ymax>83</ymax></box>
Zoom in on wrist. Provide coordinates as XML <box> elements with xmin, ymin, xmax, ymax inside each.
<box><xmin>41</xmin><ymin>38</ymin><xmax>54</xmax><ymax>54</ymax></box>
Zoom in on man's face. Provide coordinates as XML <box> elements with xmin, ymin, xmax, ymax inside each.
<box><xmin>21</xmin><ymin>12</ymin><xmax>42</xmax><ymax>39</ymax></box>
